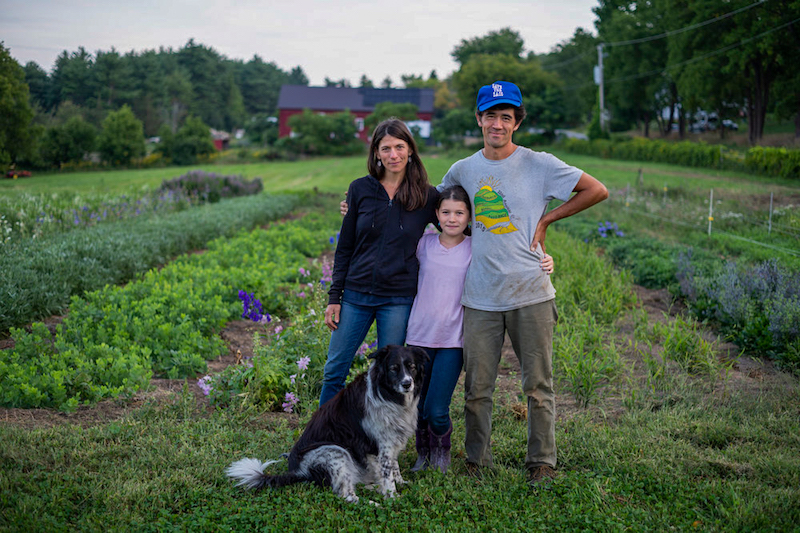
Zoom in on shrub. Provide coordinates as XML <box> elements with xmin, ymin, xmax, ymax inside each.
<box><xmin>677</xmin><ymin>257</ymin><xmax>800</xmax><ymax>366</ymax></box>
<box><xmin>171</xmin><ymin>116</ymin><xmax>217</xmax><ymax>165</ymax></box>
<box><xmin>559</xmin><ymin>138</ymin><xmax>800</xmax><ymax>179</ymax></box>
<box><xmin>97</xmin><ymin>105</ymin><xmax>145</xmax><ymax>165</ymax></box>
<box><xmin>744</xmin><ymin>146</ymin><xmax>800</xmax><ymax>179</ymax></box>
<box><xmin>158</xmin><ymin>171</ymin><xmax>263</xmax><ymax>203</ymax></box>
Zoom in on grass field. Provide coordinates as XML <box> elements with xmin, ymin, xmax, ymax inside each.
<box><xmin>1</xmin><ymin>152</ymin><xmax>799</xmax><ymax>531</ymax></box>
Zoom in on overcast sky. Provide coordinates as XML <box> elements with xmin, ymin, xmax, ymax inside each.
<box><xmin>2</xmin><ymin>0</ymin><xmax>599</xmax><ymax>85</ymax></box>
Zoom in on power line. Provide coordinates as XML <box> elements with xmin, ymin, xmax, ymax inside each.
<box><xmin>560</xmin><ymin>15</ymin><xmax>800</xmax><ymax>92</ymax></box>
<box><xmin>604</xmin><ymin>16</ymin><xmax>800</xmax><ymax>85</ymax></box>
<box><xmin>541</xmin><ymin>50</ymin><xmax>595</xmax><ymax>71</ymax></box>
<box><xmin>605</xmin><ymin>0</ymin><xmax>767</xmax><ymax>48</ymax></box>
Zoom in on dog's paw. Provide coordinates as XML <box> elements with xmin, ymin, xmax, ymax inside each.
<box><xmin>345</xmin><ymin>493</ymin><xmax>359</xmax><ymax>504</ymax></box>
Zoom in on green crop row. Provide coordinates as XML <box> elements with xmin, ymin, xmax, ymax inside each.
<box><xmin>0</xmin><ymin>193</ymin><xmax>304</xmax><ymax>333</ymax></box>
<box><xmin>0</xmin><ymin>200</ymin><xmax>343</xmax><ymax>410</ymax></box>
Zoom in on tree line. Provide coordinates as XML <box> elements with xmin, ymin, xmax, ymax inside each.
<box><xmin>2</xmin><ymin>1</ymin><xmax>798</xmax><ymax>170</ymax></box>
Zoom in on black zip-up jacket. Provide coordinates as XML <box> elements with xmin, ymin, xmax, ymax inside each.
<box><xmin>328</xmin><ymin>175</ymin><xmax>439</xmax><ymax>305</ymax></box>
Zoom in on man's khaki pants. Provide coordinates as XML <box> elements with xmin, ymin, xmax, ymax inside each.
<box><xmin>463</xmin><ymin>300</ymin><xmax>558</xmax><ymax>469</ymax></box>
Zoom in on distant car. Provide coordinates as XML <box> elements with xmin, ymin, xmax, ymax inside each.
<box><xmin>722</xmin><ymin>119</ymin><xmax>739</xmax><ymax>130</ymax></box>
<box><xmin>5</xmin><ymin>170</ymin><xmax>31</xmax><ymax>179</ymax></box>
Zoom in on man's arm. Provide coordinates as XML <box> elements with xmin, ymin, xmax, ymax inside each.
<box><xmin>531</xmin><ymin>172</ymin><xmax>608</xmax><ymax>252</ymax></box>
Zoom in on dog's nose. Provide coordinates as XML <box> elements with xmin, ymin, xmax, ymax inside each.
<box><xmin>401</xmin><ymin>378</ymin><xmax>413</xmax><ymax>391</ymax></box>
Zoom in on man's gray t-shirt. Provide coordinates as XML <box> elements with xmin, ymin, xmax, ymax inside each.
<box><xmin>439</xmin><ymin>146</ymin><xmax>583</xmax><ymax>312</ymax></box>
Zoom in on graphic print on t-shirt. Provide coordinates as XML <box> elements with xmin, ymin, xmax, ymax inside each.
<box><xmin>474</xmin><ymin>176</ymin><xmax>518</xmax><ymax>234</ymax></box>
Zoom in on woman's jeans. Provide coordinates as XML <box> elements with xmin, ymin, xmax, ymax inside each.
<box><xmin>319</xmin><ymin>291</ymin><xmax>412</xmax><ymax>406</ymax></box>
<box><xmin>413</xmin><ymin>346</ymin><xmax>463</xmax><ymax>435</ymax></box>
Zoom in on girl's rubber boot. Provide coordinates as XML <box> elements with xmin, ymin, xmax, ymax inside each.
<box><xmin>410</xmin><ymin>420</ymin><xmax>430</xmax><ymax>472</ymax></box>
<box><xmin>429</xmin><ymin>421</ymin><xmax>453</xmax><ymax>474</ymax></box>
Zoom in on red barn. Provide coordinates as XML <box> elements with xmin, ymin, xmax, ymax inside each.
<box><xmin>277</xmin><ymin>85</ymin><xmax>435</xmax><ymax>143</ymax></box>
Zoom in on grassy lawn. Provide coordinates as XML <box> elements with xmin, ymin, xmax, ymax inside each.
<box><xmin>4</xmin><ymin>146</ymin><xmax>795</xmax><ymax>196</ymax></box>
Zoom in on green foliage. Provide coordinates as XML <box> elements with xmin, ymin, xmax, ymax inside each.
<box><xmin>97</xmin><ymin>105</ymin><xmax>145</xmax><ymax>165</ymax></box>
<box><xmin>208</xmin><ymin>283</ymin><xmax>358</xmax><ymax>414</ymax></box>
<box><xmin>451</xmin><ymin>27</ymin><xmax>524</xmax><ymax>65</ymax></box>
<box><xmin>744</xmin><ymin>146</ymin><xmax>800</xmax><ymax>180</ymax></box>
<box><xmin>678</xmin><ymin>258</ymin><xmax>800</xmax><ymax>366</ymax></box>
<box><xmin>0</xmin><ymin>323</ymin><xmax>152</xmax><ymax>410</ymax></box>
<box><xmin>559</xmin><ymin>137</ymin><xmax>800</xmax><ymax>178</ymax></box>
<box><xmin>283</xmin><ymin>109</ymin><xmax>363</xmax><ymax>156</ymax></box>
<box><xmin>650</xmin><ymin>315</ymin><xmax>722</xmax><ymax>377</ymax></box>
<box><xmin>364</xmin><ymin>101</ymin><xmax>419</xmax><ymax>133</ymax></box>
<box><xmin>168</xmin><ymin>116</ymin><xmax>216</xmax><ymax>165</ymax></box>
<box><xmin>0</xmin><ymin>186</ymin><xmax>202</xmax><ymax>245</ymax></box>
<box><xmin>451</xmin><ymin>53</ymin><xmax>561</xmax><ymax>117</ymax></box>
<box><xmin>587</xmin><ymin>105</ymin><xmax>609</xmax><ymax>141</ymax></box>
<box><xmin>244</xmin><ymin>113</ymin><xmax>279</xmax><ymax>146</ymax></box>
<box><xmin>0</xmin><ymin>43</ymin><xmax>37</xmax><ymax>168</ymax></box>
<box><xmin>434</xmin><ymin>108</ymin><xmax>479</xmax><ymax>147</ymax></box>
<box><xmin>40</xmin><ymin>115</ymin><xmax>97</xmax><ymax>166</ymax></box>
<box><xmin>0</xmin><ymin>203</ymin><xmax>340</xmax><ymax>409</ymax></box>
<box><xmin>555</xmin><ymin>309</ymin><xmax>622</xmax><ymax>407</ymax></box>
<box><xmin>605</xmin><ymin>237</ymin><xmax>678</xmax><ymax>290</ymax></box>
<box><xmin>0</xmin><ymin>193</ymin><xmax>302</xmax><ymax>333</ymax></box>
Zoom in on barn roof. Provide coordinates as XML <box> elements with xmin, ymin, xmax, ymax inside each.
<box><xmin>277</xmin><ymin>85</ymin><xmax>435</xmax><ymax>113</ymax></box>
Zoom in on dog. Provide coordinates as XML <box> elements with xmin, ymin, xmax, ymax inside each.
<box><xmin>226</xmin><ymin>344</ymin><xmax>428</xmax><ymax>503</ymax></box>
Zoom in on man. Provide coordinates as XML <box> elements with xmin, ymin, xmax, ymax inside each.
<box><xmin>439</xmin><ymin>80</ymin><xmax>608</xmax><ymax>484</ymax></box>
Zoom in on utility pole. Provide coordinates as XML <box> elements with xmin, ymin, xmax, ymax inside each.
<box><xmin>597</xmin><ymin>43</ymin><xmax>606</xmax><ymax>131</ymax></box>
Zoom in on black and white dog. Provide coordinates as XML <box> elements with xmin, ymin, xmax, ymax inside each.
<box><xmin>226</xmin><ymin>345</ymin><xmax>428</xmax><ymax>503</ymax></box>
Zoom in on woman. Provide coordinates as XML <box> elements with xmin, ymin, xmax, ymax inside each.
<box><xmin>319</xmin><ymin>118</ymin><xmax>439</xmax><ymax>406</ymax></box>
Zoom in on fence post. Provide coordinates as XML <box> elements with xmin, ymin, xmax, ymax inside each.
<box><xmin>638</xmin><ymin>168</ymin><xmax>643</xmax><ymax>187</ymax></box>
<box><xmin>663</xmin><ymin>183</ymin><xmax>667</xmax><ymax>204</ymax></box>
<box><xmin>626</xmin><ymin>183</ymin><xmax>630</xmax><ymax>208</ymax></box>
<box><xmin>768</xmin><ymin>192</ymin><xmax>774</xmax><ymax>235</ymax></box>
<box><xmin>708</xmin><ymin>189</ymin><xmax>714</xmax><ymax>237</ymax></box>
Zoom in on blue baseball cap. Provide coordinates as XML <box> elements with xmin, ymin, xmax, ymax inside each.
<box><xmin>476</xmin><ymin>81</ymin><xmax>523</xmax><ymax>112</ymax></box>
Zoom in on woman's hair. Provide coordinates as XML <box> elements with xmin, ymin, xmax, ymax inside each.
<box><xmin>367</xmin><ymin>118</ymin><xmax>430</xmax><ymax>211</ymax></box>
<box><xmin>437</xmin><ymin>185</ymin><xmax>472</xmax><ymax>236</ymax></box>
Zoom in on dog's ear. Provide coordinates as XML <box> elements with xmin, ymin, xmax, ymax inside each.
<box><xmin>409</xmin><ymin>346</ymin><xmax>429</xmax><ymax>367</ymax></box>
<box><xmin>367</xmin><ymin>345</ymin><xmax>392</xmax><ymax>361</ymax></box>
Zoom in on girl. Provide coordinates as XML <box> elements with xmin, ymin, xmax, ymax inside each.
<box><xmin>405</xmin><ymin>186</ymin><xmax>554</xmax><ymax>473</ymax></box>
<box><xmin>319</xmin><ymin>119</ymin><xmax>439</xmax><ymax>406</ymax></box>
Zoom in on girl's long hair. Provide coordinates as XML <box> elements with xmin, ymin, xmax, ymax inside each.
<box><xmin>367</xmin><ymin>118</ymin><xmax>430</xmax><ymax>211</ymax></box>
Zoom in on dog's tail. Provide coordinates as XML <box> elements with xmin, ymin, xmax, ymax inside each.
<box><xmin>226</xmin><ymin>458</ymin><xmax>304</xmax><ymax>490</ymax></box>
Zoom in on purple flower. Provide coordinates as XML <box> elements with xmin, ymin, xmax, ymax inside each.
<box><xmin>297</xmin><ymin>356</ymin><xmax>311</xmax><ymax>371</ymax></box>
<box><xmin>299</xmin><ymin>267</ymin><xmax>309</xmax><ymax>277</ymax></box>
<box><xmin>238</xmin><ymin>290</ymin><xmax>268</xmax><ymax>322</ymax></box>
<box><xmin>297</xmin><ymin>291</ymin><xmax>306</xmax><ymax>298</ymax></box>
<box><xmin>197</xmin><ymin>375</ymin><xmax>213</xmax><ymax>395</ymax></box>
<box><xmin>282</xmin><ymin>392</ymin><xmax>298</xmax><ymax>413</ymax></box>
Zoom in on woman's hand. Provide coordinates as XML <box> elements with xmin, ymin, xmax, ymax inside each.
<box><xmin>324</xmin><ymin>304</ymin><xmax>341</xmax><ymax>331</ymax></box>
<box><xmin>541</xmin><ymin>253</ymin><xmax>554</xmax><ymax>275</ymax></box>
<box><xmin>340</xmin><ymin>191</ymin><xmax>348</xmax><ymax>216</ymax></box>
